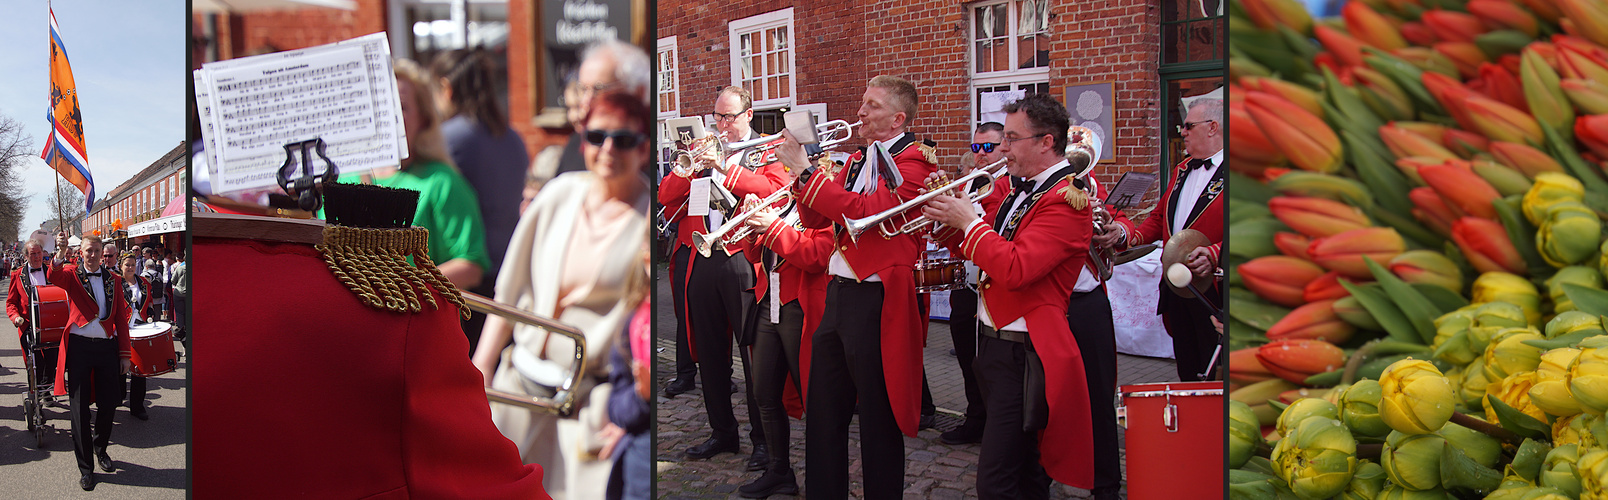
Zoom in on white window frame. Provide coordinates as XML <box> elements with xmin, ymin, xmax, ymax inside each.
<box><xmin>658</xmin><ymin>36</ymin><xmax>680</xmax><ymax>120</ymax></box>
<box><xmin>968</xmin><ymin>0</ymin><xmax>1052</xmax><ymax>124</ymax></box>
<box><xmin>729</xmin><ymin>8</ymin><xmax>796</xmax><ymax>111</ymax></box>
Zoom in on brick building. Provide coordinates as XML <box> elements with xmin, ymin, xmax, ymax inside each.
<box><xmin>656</xmin><ymin>0</ymin><xmax>1223</xmax><ymax>213</ymax></box>
<box><xmin>194</xmin><ymin>0</ymin><xmax>650</xmax><ymax>169</ymax></box>
<box><xmin>85</xmin><ymin>142</ymin><xmax>188</xmax><ymax>252</ymax></box>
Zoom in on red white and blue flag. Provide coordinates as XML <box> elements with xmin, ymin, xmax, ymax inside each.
<box><xmin>42</xmin><ymin>7</ymin><xmax>94</xmax><ymax>212</ymax></box>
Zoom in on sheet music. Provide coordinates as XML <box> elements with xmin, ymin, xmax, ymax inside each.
<box><xmin>1104</xmin><ymin>171</ymin><xmax>1158</xmax><ymax>210</ymax></box>
<box><xmin>194</xmin><ymin>32</ymin><xmax>407</xmax><ymax>194</ymax></box>
<box><xmin>688</xmin><ymin>177</ymin><xmax>711</xmax><ymax>217</ymax></box>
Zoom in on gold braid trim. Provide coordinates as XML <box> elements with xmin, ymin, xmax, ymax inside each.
<box><xmin>316</xmin><ymin>225</ymin><xmax>471</xmax><ymax>320</ymax></box>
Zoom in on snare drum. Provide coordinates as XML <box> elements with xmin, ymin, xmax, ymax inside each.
<box><xmin>913</xmin><ymin>258</ymin><xmax>966</xmax><ymax>293</ymax></box>
<box><xmin>129</xmin><ymin>322</ymin><xmax>178</xmax><ymax>377</ymax></box>
<box><xmin>32</xmin><ymin>285</ymin><xmax>68</xmax><ymax>345</ymax></box>
<box><xmin>1117</xmin><ymin>381</ymin><xmax>1223</xmax><ymax>499</ymax></box>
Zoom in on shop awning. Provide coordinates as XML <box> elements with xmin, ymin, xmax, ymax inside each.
<box><xmin>128</xmin><ymin>214</ymin><xmax>185</xmax><ymax>238</ymax></box>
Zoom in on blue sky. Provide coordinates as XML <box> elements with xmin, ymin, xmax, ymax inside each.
<box><xmin>0</xmin><ymin>0</ymin><xmax>185</xmax><ymax>239</ymax></box>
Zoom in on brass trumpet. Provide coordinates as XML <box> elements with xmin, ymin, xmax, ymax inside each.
<box><xmin>691</xmin><ymin>187</ymin><xmax>792</xmax><ymax>257</ymax></box>
<box><xmin>843</xmin><ymin>158</ymin><xmax>1011</xmax><ymax>242</ymax></box>
<box><xmin>464</xmin><ymin>291</ymin><xmax>587</xmax><ymax>417</ymax></box>
<box><xmin>878</xmin><ymin>158</ymin><xmax>1012</xmax><ymax>237</ymax></box>
<box><xmin>729</xmin><ymin>120</ymin><xmax>861</xmax><ymax>168</ymax></box>
<box><xmin>672</xmin><ymin>133</ymin><xmax>726</xmax><ymax>176</ymax></box>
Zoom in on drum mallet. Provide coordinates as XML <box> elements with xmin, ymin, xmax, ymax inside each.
<box><xmin>1168</xmin><ymin>263</ymin><xmax>1224</xmax><ymax>380</ymax></box>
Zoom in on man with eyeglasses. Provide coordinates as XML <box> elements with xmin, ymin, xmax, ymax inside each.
<box><xmin>657</xmin><ymin>85</ymin><xmax>790</xmax><ymax>473</ymax></box>
<box><xmin>1107</xmin><ymin>97</ymin><xmax>1225</xmax><ymax>382</ymax></box>
<box><xmin>8</xmin><ymin>238</ymin><xmax>61</xmax><ymax>396</ymax></box>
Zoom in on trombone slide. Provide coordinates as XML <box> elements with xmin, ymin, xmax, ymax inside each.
<box><xmin>463</xmin><ymin>291</ymin><xmax>587</xmax><ymax>416</ymax></box>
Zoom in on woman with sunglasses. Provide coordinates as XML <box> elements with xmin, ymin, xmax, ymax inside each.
<box><xmin>335</xmin><ymin>59</ymin><xmax>491</xmax><ymax>291</ymax></box>
<box><xmin>473</xmin><ymin>89</ymin><xmax>650</xmax><ymax>498</ymax></box>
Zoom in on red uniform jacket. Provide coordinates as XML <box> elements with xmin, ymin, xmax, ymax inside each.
<box><xmin>7</xmin><ymin>266</ymin><xmax>46</xmax><ymax>335</ymax></box>
<box><xmin>794</xmin><ymin>132</ymin><xmax>938</xmax><ymax>437</ymax></box>
<box><xmin>50</xmin><ymin>264</ymin><xmax>134</xmax><ymax>396</ymax></box>
<box><xmin>192</xmin><ymin>235</ymin><xmax>548</xmax><ymax>499</ymax></box>
<box><xmin>935</xmin><ymin>168</ymin><xmax>1097</xmax><ymax>489</ymax></box>
<box><xmin>123</xmin><ymin>275</ymin><xmax>155</xmax><ymax>323</ymax></box>
<box><xmin>744</xmin><ymin>215</ymin><xmax>835</xmax><ymax>418</ymax></box>
<box><xmin>1116</xmin><ymin>158</ymin><xmax>1225</xmax><ymax>272</ymax></box>
<box><xmin>659</xmin><ymin>133</ymin><xmax>790</xmax><ymax>361</ymax></box>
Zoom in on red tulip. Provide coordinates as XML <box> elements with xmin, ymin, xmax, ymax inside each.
<box><xmin>1435</xmin><ymin>42</ymin><xmax>1491</xmax><ymax>78</ymax></box>
<box><xmin>1422</xmin><ymin>72</ymin><xmax>1482</xmax><ymax>132</ymax></box>
<box><xmin>1410</xmin><ymin>186</ymin><xmax>1460</xmax><ymax>236</ymax></box>
<box><xmin>1442</xmin><ymin>129</ymin><xmax>1492</xmax><ymax>158</ymax></box>
<box><xmin>1396</xmin><ymin>46</ymin><xmax>1461</xmax><ymax>77</ymax></box>
<box><xmin>1380</xmin><ymin>121</ymin><xmax>1461</xmax><ymax>161</ymax></box>
<box><xmin>1267</xmin><ymin>300</ymin><xmax>1357</xmax><ymax>344</ymax></box>
<box><xmin>1395</xmin><ymin>156</ymin><xmax>1471</xmax><ymax>185</ymax></box>
<box><xmin>1466</xmin><ymin>96</ymin><xmax>1543</xmax><ymax>146</ymax></box>
<box><xmin>1555</xmin><ymin>36</ymin><xmax>1608</xmax><ymax>82</ymax></box>
<box><xmin>1242</xmin><ymin>255</ymin><xmax>1328</xmax><ymax>307</ymax></box>
<box><xmin>1401</xmin><ymin>21</ymin><xmax>1439</xmax><ymax>46</ymax></box>
<box><xmin>1256</xmin><ymin>339</ymin><xmax>1348</xmax><ymax>385</ymax></box>
<box><xmin>1229</xmin><ymin>100</ymin><xmax>1286</xmax><ymax>166</ymax></box>
<box><xmin>1420</xmin><ymin>163</ymin><xmax>1502</xmax><ymax>219</ymax></box>
<box><xmin>1467</xmin><ymin>0</ymin><xmax>1541</xmax><ymax>37</ymax></box>
<box><xmin>1304</xmin><ymin>271</ymin><xmax>1363</xmax><ymax>302</ymax></box>
<box><xmin>1577</xmin><ymin>114</ymin><xmax>1608</xmax><ymax>160</ymax></box>
<box><xmin>1558</xmin><ymin>0</ymin><xmax>1608</xmax><ymax>49</ymax></box>
<box><xmin>1467</xmin><ymin>63</ymin><xmax>1527</xmax><ymax>112</ymax></box>
<box><xmin>1308</xmin><ymin>227</ymin><xmax>1408</xmax><ymax>279</ymax></box>
<box><xmin>1422</xmin><ymin>10</ymin><xmax>1489</xmax><ymax>43</ymax></box>
<box><xmin>1451</xmin><ymin>217</ymin><xmax>1527</xmax><ymax>274</ymax></box>
<box><xmin>1269</xmin><ymin>196</ymin><xmax>1372</xmax><ymax>238</ymax></box>
<box><xmin>1240</xmin><ymin>0</ymin><xmax>1314</xmax><ymax>34</ymax></box>
<box><xmin>1517</xmin><ymin>0</ymin><xmax>1563</xmax><ymax>24</ymax></box>
<box><xmin>1246</xmin><ymin>92</ymin><xmax>1343</xmax><ymax>173</ymax></box>
<box><xmin>1230</xmin><ymin>347</ymin><xmax>1278</xmax><ymax>385</ymax></box>
<box><xmin>1490</xmin><ymin>141</ymin><xmax>1568</xmax><ymax>178</ymax></box>
<box><xmin>1240</xmin><ymin>77</ymin><xmax>1325</xmax><ymax>118</ymax></box>
<box><xmin>1275</xmin><ymin>232</ymin><xmax>1314</xmax><ymax>260</ymax></box>
<box><xmin>1562</xmin><ymin>78</ymin><xmax>1608</xmax><ymax>115</ymax></box>
<box><xmin>1344</xmin><ymin>2</ymin><xmax>1408</xmax><ymax>51</ymax></box>
<box><xmin>1316</xmin><ymin>25</ymin><xmax>1368</xmax><ymax>68</ymax></box>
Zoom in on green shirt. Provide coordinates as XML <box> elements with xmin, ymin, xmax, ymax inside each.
<box><xmin>335</xmin><ymin>160</ymin><xmax>491</xmax><ymax>270</ymax></box>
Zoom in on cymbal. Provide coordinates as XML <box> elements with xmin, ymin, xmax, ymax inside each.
<box><xmin>1110</xmin><ymin>243</ymin><xmax>1158</xmax><ymax>267</ymax></box>
<box><xmin>1161</xmin><ymin>229</ymin><xmax>1214</xmax><ymax>298</ymax></box>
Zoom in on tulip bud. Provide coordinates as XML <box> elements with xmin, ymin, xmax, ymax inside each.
<box><xmin>1240</xmin><ymin>76</ymin><xmax>1325</xmax><ymax>118</ymax></box>
<box><xmin>1239</xmin><ymin>0</ymin><xmax>1313</xmax><ymax>34</ymax></box>
<box><xmin>1268</xmin><ymin>196</ymin><xmax>1372</xmax><ymax>239</ymax></box>
<box><xmin>1555</xmin><ymin>37</ymin><xmax>1608</xmax><ymax>83</ymax></box>
<box><xmin>1278</xmin><ymin>397</ymin><xmax>1342</xmax><ymax>437</ymax></box>
<box><xmin>1468</xmin><ymin>0</ymin><xmax>1541</xmax><ymax>37</ymax></box>
<box><xmin>1484</xmin><ymin>370</ymin><xmax>1548</xmax><ymax>425</ymax></box>
<box><xmin>1229</xmin><ymin>100</ymin><xmax>1287</xmax><ymax>166</ymax></box>
<box><xmin>1339</xmin><ymin>379</ymin><xmax>1392</xmax><ymax>438</ymax></box>
<box><xmin>1432</xmin><ymin>308</ymin><xmax>1480</xmax><ymax>365</ymax></box>
<box><xmin>1310</xmin><ymin>227</ymin><xmax>1408</xmax><ymax>279</ymax></box>
<box><xmin>1257</xmin><ymin>339</ymin><xmax>1348</xmax><ymax>385</ymax></box>
<box><xmin>1471</xmin><ymin>158</ymin><xmax>1533</xmax><ymax>197</ymax></box>
<box><xmin>1274</xmin><ymin>232</ymin><xmax>1313</xmax><ymax>260</ymax></box>
<box><xmin>1561</xmin><ymin>78</ymin><xmax>1608</xmax><ymax>115</ymax></box>
<box><xmin>1420</xmin><ymin>163</ymin><xmax>1502</xmax><ymax>220</ymax></box>
<box><xmin>1537</xmin><ymin>201</ymin><xmax>1603</xmax><ymax>268</ymax></box>
<box><xmin>1534</xmin><ymin>348</ymin><xmax>1586</xmax><ymax>417</ymax></box>
<box><xmin>1380</xmin><ymin>359</ymin><xmax>1457</xmax><ymax>435</ymax></box>
<box><xmin>1571</xmin><ymin>343</ymin><xmax>1608</xmax><ymax>415</ymax></box>
<box><xmin>1462</xmin><ymin>358</ymin><xmax>1494</xmax><ymax>408</ymax></box>
<box><xmin>1549</xmin><ymin>267</ymin><xmax>1607</xmax><ymax>316</ymax></box>
<box><xmin>1233</xmin><ymin>378</ymin><xmax>1302</xmax><ymax>427</ymax></box>
<box><xmin>1229</xmin><ymin>400</ymin><xmax>1262</xmax><ymax>469</ymax></box>
<box><xmin>1524</xmin><ymin>172</ymin><xmax>1587</xmax><ymax>225</ymax></box>
<box><xmin>1547</xmin><ymin>310</ymin><xmax>1604</xmax><ymax>339</ymax></box>
<box><xmin>1580</xmin><ymin>449</ymin><xmax>1608</xmax><ymax>500</ymax></box>
<box><xmin>1381</xmin><ymin>430</ymin><xmax>1447</xmax><ymax>490</ymax></box>
<box><xmin>1559</xmin><ymin>0</ymin><xmax>1608</xmax><ymax>49</ymax></box>
<box><xmin>1400</xmin><ymin>21</ymin><xmax>1438</xmax><ymax>46</ymax></box>
<box><xmin>1381</xmin><ymin>121</ymin><xmax>1461</xmax><ymax>162</ymax></box>
<box><xmin>1577</xmin><ymin>114</ymin><xmax>1608</xmax><ymax>160</ymax></box>
<box><xmin>1453</xmin><ymin>218</ymin><xmax>1528</xmax><ymax>275</ymax></box>
<box><xmin>1420</xmin><ymin>72</ymin><xmax>1484</xmax><ymax>134</ymax></box>
<box><xmin>1342</xmin><ymin>2</ymin><xmax>1406</xmax><ymax>50</ymax></box>
<box><xmin>1316</xmin><ymin>25</ymin><xmax>1369</xmax><ymax>68</ymax></box>
<box><xmin>1435</xmin><ymin>42</ymin><xmax>1490</xmax><ymax>79</ymax></box>
<box><xmin>1541</xmin><ymin>443</ymin><xmax>1583</xmax><ymax>497</ymax></box>
<box><xmin>1354</xmin><ymin>66</ymin><xmax>1416</xmax><ymax>121</ymax></box>
<box><xmin>1339</xmin><ymin>461</ymin><xmax>1387</xmax><ymax>500</ymax></box>
<box><xmin>1389</xmin><ymin>250</ymin><xmax>1463</xmax><ymax>292</ymax></box>
<box><xmin>1484</xmin><ymin>328</ymin><xmax>1546</xmax><ymax>382</ymax></box>
<box><xmin>1231</xmin><ymin>347</ymin><xmax>1278</xmax><ymax>385</ymax></box>
<box><xmin>1241</xmin><ymin>255</ymin><xmax>1328</xmax><ymax>307</ymax></box>
<box><xmin>1246</xmin><ymin>92</ymin><xmax>1344</xmax><ymax>173</ymax></box>
<box><xmin>1475</xmin><ymin>273</ymin><xmax>1545</xmax><ymax>325</ymax></box>
<box><xmin>1555</xmin><ymin>413</ymin><xmax>1601</xmax><ymax>449</ymax></box>
<box><xmin>1268</xmin><ymin>300</ymin><xmax>1358</xmax><ymax>344</ymax></box>
<box><xmin>1520</xmin><ymin>47</ymin><xmax>1576</xmax><ymax>139</ymax></box>
<box><xmin>1304</xmin><ymin>271</ymin><xmax>1362</xmax><ymax>302</ymax></box>
<box><xmin>1410</xmin><ymin>187</ymin><xmax>1459</xmax><ymax>236</ymax></box>
<box><xmin>1465</xmin><ymin>95</ymin><xmax>1544</xmax><ymax>146</ymax></box>
<box><xmin>1443</xmin><ymin>128</ymin><xmax>1493</xmax><ymax>158</ymax></box>
<box><xmin>1422</xmin><ymin>10</ymin><xmax>1487</xmax><ymax>44</ymax></box>
<box><xmin>1490</xmin><ymin>141</ymin><xmax>1568</xmax><ymax>178</ymax></box>
<box><xmin>1274</xmin><ymin>417</ymin><xmax>1358</xmax><ymax>500</ymax></box>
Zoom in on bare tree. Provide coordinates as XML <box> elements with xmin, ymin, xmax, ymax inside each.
<box><xmin>0</xmin><ymin>114</ymin><xmax>33</xmax><ymax>243</ymax></box>
<box><xmin>46</xmin><ymin>177</ymin><xmax>85</xmax><ymax>236</ymax></box>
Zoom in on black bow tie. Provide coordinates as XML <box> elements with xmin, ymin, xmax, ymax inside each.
<box><xmin>1012</xmin><ymin>177</ymin><xmax>1037</xmax><ymax>194</ymax></box>
<box><xmin>29</xmin><ymin>268</ymin><xmax>41</xmax><ymax>273</ymax></box>
<box><xmin>1188</xmin><ymin>158</ymin><xmax>1213</xmax><ymax>170</ymax></box>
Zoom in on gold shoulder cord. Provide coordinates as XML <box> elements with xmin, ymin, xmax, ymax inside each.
<box><xmin>316</xmin><ymin>225</ymin><xmax>470</xmax><ymax>320</ymax></box>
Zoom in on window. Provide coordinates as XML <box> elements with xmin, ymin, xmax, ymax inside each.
<box><xmin>658</xmin><ymin>36</ymin><xmax>679</xmax><ymax>120</ymax></box>
<box><xmin>1159</xmin><ymin>0</ymin><xmax>1225</xmax><ymax>171</ymax></box>
<box><xmin>730</xmin><ymin>9</ymin><xmax>795</xmax><ymax>110</ymax></box>
<box><xmin>969</xmin><ymin>0</ymin><xmax>1051</xmax><ymax>124</ymax></box>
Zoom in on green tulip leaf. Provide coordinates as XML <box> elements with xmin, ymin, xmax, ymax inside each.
<box><xmin>1491</xmin><ymin>196</ymin><xmax>1554</xmax><ymax>280</ymax></box>
<box><xmin>1541</xmin><ymin>120</ymin><xmax>1608</xmax><ymax>194</ymax></box>
<box><xmin>1510</xmin><ymin>438</ymin><xmax>1553</xmax><ymax>483</ymax></box>
<box><xmin>1439</xmin><ymin>441</ymin><xmax>1503</xmax><ymax>496</ymax></box>
<box><xmin>1230</xmin><ymin>292</ymin><xmax>1294</xmax><ymax>331</ymax></box>
<box><xmin>1269</xmin><ymin>399</ymin><xmax>1290</xmax><ymax>413</ymax></box>
<box><xmin>1340</xmin><ymin>280</ymin><xmax>1422</xmax><ymax>344</ymax></box>
<box><xmin>1365</xmin><ymin>257</ymin><xmax>1442</xmax><ymax>344</ymax></box>
<box><xmin>1369</xmin><ymin>205</ymin><xmax>1444</xmax><ymax>250</ymax></box>
<box><xmin>1521</xmin><ymin>329</ymin><xmax>1604</xmax><ymax>350</ymax></box>
<box><xmin>1563</xmin><ymin>283</ymin><xmax>1608</xmax><ymax>318</ymax></box>
<box><xmin>1230</xmin><ymin>170</ymin><xmax>1278</xmax><ymax>205</ymax></box>
<box><xmin>1411</xmin><ymin>284</ymin><xmax>1470</xmax><ymax>313</ymax></box>
<box><xmin>1485</xmin><ymin>396</ymin><xmax>1551</xmax><ymax>441</ymax></box>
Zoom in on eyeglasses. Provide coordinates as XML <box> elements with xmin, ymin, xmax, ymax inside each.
<box><xmin>970</xmin><ymin>142</ymin><xmax>1000</xmax><ymax>154</ymax></box>
<box><xmin>713</xmin><ymin>111</ymin><xmax>749</xmax><ymax>123</ymax></box>
<box><xmin>1176</xmin><ymin>120</ymin><xmax>1215</xmax><ymax>135</ymax></box>
<box><xmin>1001</xmin><ymin>133</ymin><xmax>1050</xmax><ymax>145</ymax></box>
<box><xmin>584</xmin><ymin>129</ymin><xmax>647</xmax><ymax>149</ymax></box>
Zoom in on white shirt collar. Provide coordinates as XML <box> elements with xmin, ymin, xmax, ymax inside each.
<box><xmin>872</xmin><ymin>132</ymin><xmax>907</xmax><ymax>153</ymax></box>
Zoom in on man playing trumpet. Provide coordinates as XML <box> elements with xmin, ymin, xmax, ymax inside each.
<box><xmin>771</xmin><ymin>75</ymin><xmax>937</xmax><ymax>499</ymax></box>
<box><xmin>920</xmin><ymin>93</ymin><xmax>1096</xmax><ymax>498</ymax></box>
<box><xmin>658</xmin><ymin>86</ymin><xmax>788</xmax><ymax>470</ymax></box>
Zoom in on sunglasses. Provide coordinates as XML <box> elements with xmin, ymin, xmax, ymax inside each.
<box><xmin>1175</xmin><ymin>120</ymin><xmax>1215</xmax><ymax>135</ymax></box>
<box><xmin>584</xmin><ymin>129</ymin><xmax>647</xmax><ymax>149</ymax></box>
<box><xmin>970</xmin><ymin>142</ymin><xmax>1000</xmax><ymax>153</ymax></box>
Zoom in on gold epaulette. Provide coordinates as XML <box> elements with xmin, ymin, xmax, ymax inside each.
<box><xmin>1056</xmin><ymin>174</ymin><xmax>1089</xmax><ymax>210</ymax></box>
<box><xmin>918</xmin><ymin>142</ymin><xmax>938</xmax><ymax>165</ymax></box>
<box><xmin>316</xmin><ymin>225</ymin><xmax>470</xmax><ymax>319</ymax></box>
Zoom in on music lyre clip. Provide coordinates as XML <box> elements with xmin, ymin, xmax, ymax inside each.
<box><xmin>274</xmin><ymin>138</ymin><xmax>340</xmax><ymax>212</ymax></box>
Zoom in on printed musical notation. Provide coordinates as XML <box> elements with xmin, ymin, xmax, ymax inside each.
<box><xmin>193</xmin><ymin>32</ymin><xmax>406</xmax><ymax>194</ymax></box>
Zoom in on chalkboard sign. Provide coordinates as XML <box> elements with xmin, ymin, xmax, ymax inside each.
<box><xmin>538</xmin><ymin>0</ymin><xmax>642</xmax><ymax>120</ymax></box>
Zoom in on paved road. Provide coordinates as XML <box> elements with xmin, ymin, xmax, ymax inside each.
<box><xmin>0</xmin><ymin>289</ymin><xmax>187</xmax><ymax>498</ymax></box>
<box><xmin>653</xmin><ymin>264</ymin><xmax>1180</xmax><ymax>499</ymax></box>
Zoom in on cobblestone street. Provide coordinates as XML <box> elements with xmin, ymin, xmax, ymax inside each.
<box><xmin>654</xmin><ymin>265</ymin><xmax>1182</xmax><ymax>499</ymax></box>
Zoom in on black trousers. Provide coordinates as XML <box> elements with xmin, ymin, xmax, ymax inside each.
<box><xmin>66</xmin><ymin>336</ymin><xmax>120</xmax><ymax>476</ymax></box>
<box><xmin>751</xmin><ymin>299</ymin><xmax>804</xmax><ymax>472</ymax></box>
<box><xmin>975</xmin><ymin>329</ymin><xmax>1050</xmax><ymax>499</ymax></box>
<box><xmin>949</xmin><ymin>287</ymin><xmax>985</xmax><ymax>422</ymax></box>
<box><xmin>806</xmin><ymin>279</ymin><xmax>904</xmax><ymax>499</ymax></box>
<box><xmin>1162</xmin><ymin>282</ymin><xmax>1222</xmax><ymax>381</ymax></box>
<box><xmin>125</xmin><ymin>375</ymin><xmax>147</xmax><ymax>411</ymax></box>
<box><xmin>670</xmin><ymin>247</ymin><xmax>698</xmax><ymax>383</ymax></box>
<box><xmin>688</xmin><ymin>249</ymin><xmax>764</xmax><ymax>446</ymax></box>
<box><xmin>33</xmin><ymin>346</ymin><xmax>59</xmax><ymax>388</ymax></box>
<box><xmin>1068</xmin><ymin>286</ymin><xmax>1121</xmax><ymax>494</ymax></box>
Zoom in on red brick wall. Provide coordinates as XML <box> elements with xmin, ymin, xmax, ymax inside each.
<box><xmin>659</xmin><ymin>0</ymin><xmax>1170</xmax><ymax>211</ymax></box>
<box><xmin>225</xmin><ymin>0</ymin><xmax>389</xmax><ymax>56</ymax></box>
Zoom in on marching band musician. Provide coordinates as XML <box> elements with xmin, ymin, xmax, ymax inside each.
<box><xmin>8</xmin><ymin>239</ymin><xmax>60</xmax><ymax>393</ymax></box>
<box><xmin>732</xmin><ymin>193</ymin><xmax>836</xmax><ymax>498</ymax></box>
<box><xmin>1104</xmin><ymin>97</ymin><xmax>1225</xmax><ymax>381</ymax></box>
<box><xmin>49</xmin><ymin>233</ymin><xmax>134</xmax><ymax>491</ymax></box>
<box><xmin>921</xmin><ymin>93</ymin><xmax>1096</xmax><ymax>499</ymax></box>
<box><xmin>658</xmin><ymin>86</ymin><xmax>788</xmax><ymax>470</ymax></box>
<box><xmin>112</xmin><ymin>244</ymin><xmax>154</xmax><ymax>422</ymax></box>
<box><xmin>772</xmin><ymin>75</ymin><xmax>938</xmax><ymax>499</ymax></box>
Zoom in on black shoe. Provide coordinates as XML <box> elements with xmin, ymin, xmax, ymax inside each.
<box><xmin>96</xmin><ymin>451</ymin><xmax>114</xmax><ymax>472</ymax></box>
<box><xmin>940</xmin><ymin>419</ymin><xmax>984</xmax><ymax>445</ymax></box>
<box><xmin>1091</xmin><ymin>486</ymin><xmax>1121</xmax><ymax>500</ymax></box>
<box><xmin>738</xmin><ymin>468</ymin><xmax>799</xmax><ymax>498</ymax></box>
<box><xmin>685</xmin><ymin>436</ymin><xmax>740</xmax><ymax>459</ymax></box>
<box><xmin>130</xmin><ymin>406</ymin><xmax>149</xmax><ymax>421</ymax></box>
<box><xmin>731</xmin><ymin>381</ymin><xmax>740</xmax><ymax>395</ymax></box>
<box><xmin>919</xmin><ymin>414</ymin><xmax>936</xmax><ymax>430</ymax></box>
<box><xmin>746</xmin><ymin>443</ymin><xmax>769</xmax><ymax>472</ymax></box>
<box><xmin>662</xmin><ymin>378</ymin><xmax>696</xmax><ymax>398</ymax></box>
<box><xmin>80</xmin><ymin>474</ymin><xmax>95</xmax><ymax>491</ymax></box>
